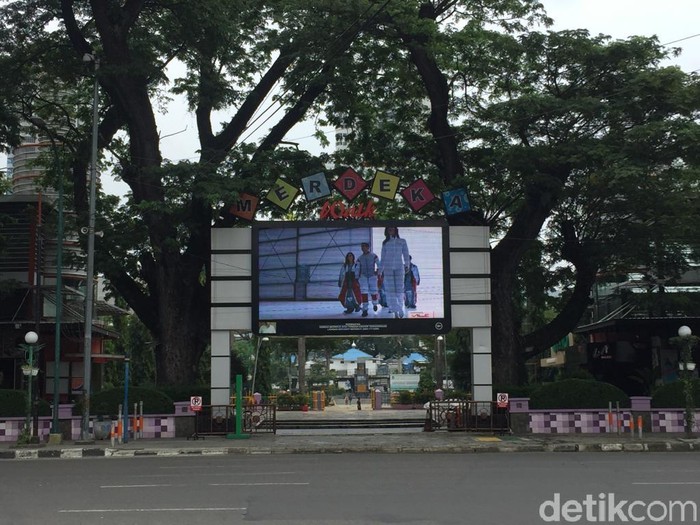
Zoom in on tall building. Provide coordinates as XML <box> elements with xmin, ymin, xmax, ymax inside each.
<box><xmin>0</xmin><ymin>127</ymin><xmax>123</xmax><ymax>402</ymax></box>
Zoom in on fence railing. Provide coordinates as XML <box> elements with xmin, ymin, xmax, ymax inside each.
<box><xmin>190</xmin><ymin>404</ymin><xmax>276</xmax><ymax>439</ymax></box>
<box><xmin>424</xmin><ymin>400</ymin><xmax>510</xmax><ymax>433</ymax></box>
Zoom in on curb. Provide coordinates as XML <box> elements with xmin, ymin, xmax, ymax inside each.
<box><xmin>0</xmin><ymin>441</ymin><xmax>698</xmax><ymax>460</ymax></box>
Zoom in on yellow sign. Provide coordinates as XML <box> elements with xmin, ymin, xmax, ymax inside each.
<box><xmin>370</xmin><ymin>170</ymin><xmax>400</xmax><ymax>200</ymax></box>
<box><xmin>266</xmin><ymin>178</ymin><xmax>299</xmax><ymax>210</ymax></box>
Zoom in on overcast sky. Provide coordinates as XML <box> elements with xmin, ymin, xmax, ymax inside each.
<box><xmin>4</xmin><ymin>1</ymin><xmax>699</xmax><ymax>195</ymax></box>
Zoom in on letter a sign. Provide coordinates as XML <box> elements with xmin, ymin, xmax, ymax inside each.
<box><xmin>441</xmin><ymin>188</ymin><xmax>471</xmax><ymax>215</ymax></box>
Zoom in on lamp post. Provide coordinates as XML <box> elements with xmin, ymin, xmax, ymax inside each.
<box><xmin>436</xmin><ymin>335</ymin><xmax>444</xmax><ymax>390</ymax></box>
<box><xmin>81</xmin><ymin>52</ymin><xmax>99</xmax><ymax>441</ymax></box>
<box><xmin>28</xmin><ymin>117</ymin><xmax>64</xmax><ymax>439</ymax></box>
<box><xmin>22</xmin><ymin>331</ymin><xmax>39</xmax><ymax>438</ymax></box>
<box><xmin>251</xmin><ymin>336</ymin><xmax>270</xmax><ymax>394</ymax></box>
<box><xmin>678</xmin><ymin>326</ymin><xmax>696</xmax><ymax>437</ymax></box>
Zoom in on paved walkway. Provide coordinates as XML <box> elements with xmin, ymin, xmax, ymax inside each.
<box><xmin>3</xmin><ymin>402</ymin><xmax>700</xmax><ymax>460</ymax></box>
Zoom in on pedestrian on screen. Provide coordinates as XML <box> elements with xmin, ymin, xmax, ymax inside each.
<box><xmin>379</xmin><ymin>226</ymin><xmax>410</xmax><ymax>319</ymax></box>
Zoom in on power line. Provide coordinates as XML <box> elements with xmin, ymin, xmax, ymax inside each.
<box><xmin>240</xmin><ymin>0</ymin><xmax>393</xmax><ymax>145</ymax></box>
<box><xmin>661</xmin><ymin>33</ymin><xmax>700</xmax><ymax>46</ymax></box>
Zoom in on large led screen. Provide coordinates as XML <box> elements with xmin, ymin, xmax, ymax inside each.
<box><xmin>253</xmin><ymin>220</ymin><xmax>450</xmax><ymax>336</ymax></box>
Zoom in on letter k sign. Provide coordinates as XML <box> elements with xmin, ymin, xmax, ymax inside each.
<box><xmin>401</xmin><ymin>179</ymin><xmax>435</xmax><ymax>212</ymax></box>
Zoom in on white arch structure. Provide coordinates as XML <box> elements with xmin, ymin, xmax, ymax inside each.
<box><xmin>210</xmin><ymin>225</ymin><xmax>492</xmax><ymax>406</ymax></box>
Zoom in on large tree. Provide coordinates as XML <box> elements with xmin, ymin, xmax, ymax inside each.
<box><xmin>2</xmin><ymin>0</ymin><xmax>698</xmax><ymax>389</ymax></box>
<box><xmin>317</xmin><ymin>6</ymin><xmax>700</xmax><ymax>384</ymax></box>
<box><xmin>0</xmin><ymin>0</ymin><xmax>380</xmax><ymax>384</ymax></box>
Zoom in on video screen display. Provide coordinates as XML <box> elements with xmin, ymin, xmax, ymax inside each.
<box><xmin>253</xmin><ymin>220</ymin><xmax>450</xmax><ymax>336</ymax></box>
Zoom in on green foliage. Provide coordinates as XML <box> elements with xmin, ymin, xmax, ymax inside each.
<box><xmin>492</xmin><ymin>384</ymin><xmax>539</xmax><ymax>399</ymax></box>
<box><xmin>274</xmin><ymin>392</ymin><xmax>308</xmax><ymax>410</ymax></box>
<box><xmin>103</xmin><ymin>312</ymin><xmax>156</xmax><ymax>387</ymax></box>
<box><xmin>73</xmin><ymin>387</ymin><xmax>174</xmax><ymax>416</ymax></box>
<box><xmin>651</xmin><ymin>380</ymin><xmax>700</xmax><ymax>408</ymax></box>
<box><xmin>448</xmin><ymin>330</ymin><xmax>472</xmax><ymax>391</ymax></box>
<box><xmin>414</xmin><ymin>390</ymin><xmax>433</xmax><ymax>405</ymax></box>
<box><xmin>0</xmin><ymin>389</ymin><xmax>51</xmax><ymax>417</ymax></box>
<box><xmin>15</xmin><ymin>426</ymin><xmax>32</xmax><ymax>445</ymax></box>
<box><xmin>397</xmin><ymin>391</ymin><xmax>414</xmax><ymax>404</ymax></box>
<box><xmin>306</xmin><ymin>363</ymin><xmax>336</xmax><ymax>393</ymax></box>
<box><xmin>529</xmin><ymin>379</ymin><xmax>630</xmax><ymax>409</ymax></box>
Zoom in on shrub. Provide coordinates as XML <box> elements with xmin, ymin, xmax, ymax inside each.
<box><xmin>651</xmin><ymin>380</ymin><xmax>700</xmax><ymax>408</ymax></box>
<box><xmin>447</xmin><ymin>390</ymin><xmax>471</xmax><ymax>400</ymax></box>
<box><xmin>73</xmin><ymin>387</ymin><xmax>174</xmax><ymax>416</ymax></box>
<box><xmin>0</xmin><ymin>389</ymin><xmax>51</xmax><ymax>417</ymax></box>
<box><xmin>397</xmin><ymin>391</ymin><xmax>414</xmax><ymax>404</ymax></box>
<box><xmin>275</xmin><ymin>392</ymin><xmax>295</xmax><ymax>408</ymax></box>
<box><xmin>492</xmin><ymin>384</ymin><xmax>539</xmax><ymax>399</ymax></box>
<box><xmin>295</xmin><ymin>394</ymin><xmax>309</xmax><ymax>406</ymax></box>
<box><xmin>529</xmin><ymin>379</ymin><xmax>630</xmax><ymax>409</ymax></box>
<box><xmin>414</xmin><ymin>389</ymin><xmax>433</xmax><ymax>404</ymax></box>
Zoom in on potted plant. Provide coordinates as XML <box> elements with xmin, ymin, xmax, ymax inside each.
<box><xmin>296</xmin><ymin>394</ymin><xmax>309</xmax><ymax>412</ymax></box>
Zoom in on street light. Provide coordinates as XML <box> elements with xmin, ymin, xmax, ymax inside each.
<box><xmin>81</xmin><ymin>52</ymin><xmax>99</xmax><ymax>441</ymax></box>
<box><xmin>22</xmin><ymin>331</ymin><xmax>39</xmax><ymax>439</ymax></box>
<box><xmin>28</xmin><ymin>117</ymin><xmax>64</xmax><ymax>439</ymax></box>
<box><xmin>251</xmin><ymin>336</ymin><xmax>270</xmax><ymax>395</ymax></box>
<box><xmin>678</xmin><ymin>325</ymin><xmax>696</xmax><ymax>437</ymax></box>
<box><xmin>436</xmin><ymin>335</ymin><xmax>444</xmax><ymax>390</ymax></box>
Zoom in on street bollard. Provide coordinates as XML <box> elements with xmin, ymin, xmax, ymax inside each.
<box><xmin>373</xmin><ymin>389</ymin><xmax>382</xmax><ymax>410</ymax></box>
<box><xmin>638</xmin><ymin>415</ymin><xmax>643</xmax><ymax>439</ymax></box>
<box><xmin>110</xmin><ymin>420</ymin><xmax>116</xmax><ymax>447</ymax></box>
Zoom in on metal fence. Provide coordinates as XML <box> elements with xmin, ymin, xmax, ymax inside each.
<box><xmin>190</xmin><ymin>404</ymin><xmax>276</xmax><ymax>439</ymax></box>
<box><xmin>424</xmin><ymin>400</ymin><xmax>510</xmax><ymax>433</ymax></box>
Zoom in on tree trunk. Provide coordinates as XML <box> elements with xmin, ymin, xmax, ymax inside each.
<box><xmin>490</xmin><ymin>255</ymin><xmax>523</xmax><ymax>386</ymax></box>
<box><xmin>151</xmin><ymin>259</ymin><xmax>210</xmax><ymax>385</ymax></box>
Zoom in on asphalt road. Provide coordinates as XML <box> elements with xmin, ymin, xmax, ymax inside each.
<box><xmin>2</xmin><ymin>453</ymin><xmax>700</xmax><ymax>524</ymax></box>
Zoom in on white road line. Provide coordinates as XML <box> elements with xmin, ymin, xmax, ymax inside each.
<box><xmin>59</xmin><ymin>507</ymin><xmax>246</xmax><ymax>513</ymax></box>
<box><xmin>134</xmin><ymin>471</ymin><xmax>296</xmax><ymax>478</ymax></box>
<box><xmin>633</xmin><ymin>482</ymin><xmax>700</xmax><ymax>485</ymax></box>
<box><xmin>100</xmin><ymin>484</ymin><xmax>174</xmax><ymax>488</ymax></box>
<box><xmin>209</xmin><ymin>482</ymin><xmax>310</xmax><ymax>486</ymax></box>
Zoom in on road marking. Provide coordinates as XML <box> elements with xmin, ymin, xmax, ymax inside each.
<box><xmin>633</xmin><ymin>482</ymin><xmax>700</xmax><ymax>485</ymax></box>
<box><xmin>135</xmin><ymin>471</ymin><xmax>296</xmax><ymax>478</ymax></box>
<box><xmin>59</xmin><ymin>507</ymin><xmax>246</xmax><ymax>513</ymax></box>
<box><xmin>209</xmin><ymin>482</ymin><xmax>310</xmax><ymax>486</ymax></box>
<box><xmin>100</xmin><ymin>484</ymin><xmax>174</xmax><ymax>488</ymax></box>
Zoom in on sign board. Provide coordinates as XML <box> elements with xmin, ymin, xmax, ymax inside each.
<box><xmin>390</xmin><ymin>374</ymin><xmax>420</xmax><ymax>392</ymax></box>
<box><xmin>496</xmin><ymin>392</ymin><xmax>509</xmax><ymax>408</ymax></box>
<box><xmin>190</xmin><ymin>396</ymin><xmax>203</xmax><ymax>412</ymax></box>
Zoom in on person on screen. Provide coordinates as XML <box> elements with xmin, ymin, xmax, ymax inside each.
<box><xmin>259</xmin><ymin>321</ymin><xmax>276</xmax><ymax>334</ymax></box>
<box><xmin>377</xmin><ymin>273</ymin><xmax>388</xmax><ymax>309</ymax></box>
<box><xmin>338</xmin><ymin>252</ymin><xmax>362</xmax><ymax>314</ymax></box>
<box><xmin>378</xmin><ymin>226</ymin><xmax>410</xmax><ymax>319</ymax></box>
<box><xmin>356</xmin><ymin>242</ymin><xmax>380</xmax><ymax>318</ymax></box>
<box><xmin>404</xmin><ymin>256</ymin><xmax>420</xmax><ymax>309</ymax></box>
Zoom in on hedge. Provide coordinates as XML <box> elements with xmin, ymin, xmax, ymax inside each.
<box><xmin>529</xmin><ymin>379</ymin><xmax>630</xmax><ymax>409</ymax></box>
<box><xmin>492</xmin><ymin>384</ymin><xmax>539</xmax><ymax>399</ymax></box>
<box><xmin>73</xmin><ymin>387</ymin><xmax>174</xmax><ymax>416</ymax></box>
<box><xmin>651</xmin><ymin>380</ymin><xmax>700</xmax><ymax>408</ymax></box>
<box><xmin>0</xmin><ymin>389</ymin><xmax>51</xmax><ymax>417</ymax></box>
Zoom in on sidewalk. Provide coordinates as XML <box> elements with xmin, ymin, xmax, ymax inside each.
<box><xmin>3</xmin><ymin>402</ymin><xmax>700</xmax><ymax>460</ymax></box>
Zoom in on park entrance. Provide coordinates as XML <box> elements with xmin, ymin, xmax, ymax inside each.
<box><xmin>210</xmin><ymin>225</ymin><xmax>493</xmax><ymax>412</ymax></box>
